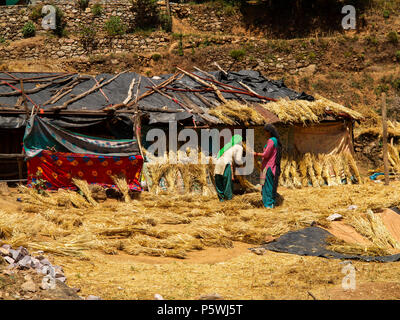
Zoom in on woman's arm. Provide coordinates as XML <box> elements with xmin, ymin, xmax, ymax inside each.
<box><xmin>254</xmin><ymin>139</ymin><xmax>274</xmax><ymax>159</ymax></box>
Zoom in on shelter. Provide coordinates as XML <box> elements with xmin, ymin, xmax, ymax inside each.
<box><xmin>0</xmin><ymin>68</ymin><xmax>363</xmax><ymax>192</ymax></box>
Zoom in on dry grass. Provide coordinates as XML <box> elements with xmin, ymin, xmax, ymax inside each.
<box><xmin>259</xmin><ymin>95</ymin><xmax>364</xmax><ymax>125</ymax></box>
<box><xmin>208</xmin><ymin>101</ymin><xmax>266</xmax><ymax>125</ymax></box>
<box><xmin>3</xmin><ymin>179</ymin><xmax>400</xmax><ymax>261</ymax></box>
<box><xmin>279</xmin><ymin>151</ymin><xmax>361</xmax><ymax>188</ymax></box>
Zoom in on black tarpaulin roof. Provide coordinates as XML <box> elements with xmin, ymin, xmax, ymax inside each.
<box><xmin>0</xmin><ymin>69</ymin><xmax>360</xmax><ymax>129</ymax></box>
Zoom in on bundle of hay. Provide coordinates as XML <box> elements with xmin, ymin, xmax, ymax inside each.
<box><xmin>208</xmin><ymin>101</ymin><xmax>265</xmax><ymax>125</ymax></box>
<box><xmin>72</xmin><ymin>178</ymin><xmax>98</xmax><ymax>207</ymax></box>
<box><xmin>279</xmin><ymin>151</ymin><xmax>362</xmax><ymax>188</ymax></box>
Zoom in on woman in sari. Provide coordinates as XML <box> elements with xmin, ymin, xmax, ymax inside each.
<box><xmin>253</xmin><ymin>124</ymin><xmax>282</xmax><ymax>208</ymax></box>
<box><xmin>214</xmin><ymin>134</ymin><xmax>244</xmax><ymax>201</ymax></box>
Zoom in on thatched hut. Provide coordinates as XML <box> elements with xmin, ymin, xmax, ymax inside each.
<box><xmin>0</xmin><ymin>69</ymin><xmax>363</xmax><ymax>193</ymax></box>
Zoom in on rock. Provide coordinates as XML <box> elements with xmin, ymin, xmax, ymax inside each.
<box><xmin>40</xmin><ymin>258</ymin><xmax>51</xmax><ymax>266</ymax></box>
<box><xmin>154</xmin><ymin>294</ymin><xmax>164</xmax><ymax>300</ymax></box>
<box><xmin>4</xmin><ymin>256</ymin><xmax>14</xmax><ymax>265</ymax></box>
<box><xmin>9</xmin><ymin>249</ymin><xmax>23</xmax><ymax>262</ymax></box>
<box><xmin>198</xmin><ymin>293</ymin><xmax>224</xmax><ymax>300</ymax></box>
<box><xmin>21</xmin><ymin>281</ymin><xmax>37</xmax><ymax>293</ymax></box>
<box><xmin>298</xmin><ymin>64</ymin><xmax>317</xmax><ymax>77</ymax></box>
<box><xmin>17</xmin><ymin>255</ymin><xmax>32</xmax><ymax>269</ymax></box>
<box><xmin>1</xmin><ymin>244</ymin><xmax>11</xmax><ymax>250</ymax></box>
<box><xmin>17</xmin><ymin>246</ymin><xmax>29</xmax><ymax>257</ymax></box>
<box><xmin>86</xmin><ymin>295</ymin><xmax>101</xmax><ymax>300</ymax></box>
<box><xmin>41</xmin><ymin>275</ymin><xmax>56</xmax><ymax>290</ymax></box>
<box><xmin>327</xmin><ymin>213</ymin><xmax>343</xmax><ymax>221</ymax></box>
<box><xmin>347</xmin><ymin>205</ymin><xmax>358</xmax><ymax>210</ymax></box>
<box><xmin>30</xmin><ymin>257</ymin><xmax>41</xmax><ymax>269</ymax></box>
<box><xmin>251</xmin><ymin>248</ymin><xmax>266</xmax><ymax>255</ymax></box>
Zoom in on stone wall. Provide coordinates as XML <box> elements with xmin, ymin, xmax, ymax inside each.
<box><xmin>0</xmin><ymin>0</ymin><xmax>237</xmax><ymax>42</ymax></box>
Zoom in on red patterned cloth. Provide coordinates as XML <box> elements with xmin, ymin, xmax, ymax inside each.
<box><xmin>27</xmin><ymin>150</ymin><xmax>143</xmax><ymax>191</ymax></box>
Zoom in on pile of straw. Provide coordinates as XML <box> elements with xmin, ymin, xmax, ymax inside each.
<box><xmin>258</xmin><ymin>95</ymin><xmax>363</xmax><ymax>124</ymax></box>
<box><xmin>144</xmin><ymin>149</ymin><xmax>216</xmax><ymax>195</ymax></box>
<box><xmin>279</xmin><ymin>151</ymin><xmax>361</xmax><ymax>188</ymax></box>
<box><xmin>208</xmin><ymin>101</ymin><xmax>265</xmax><ymax>125</ymax></box>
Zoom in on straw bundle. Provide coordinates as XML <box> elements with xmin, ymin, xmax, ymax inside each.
<box><xmin>312</xmin><ymin>154</ymin><xmax>324</xmax><ymax>187</ymax></box>
<box><xmin>72</xmin><ymin>178</ymin><xmax>98</xmax><ymax>206</ymax></box>
<box><xmin>349</xmin><ymin>211</ymin><xmax>400</xmax><ymax>250</ymax></box>
<box><xmin>208</xmin><ymin>101</ymin><xmax>265</xmax><ymax>125</ymax></box>
<box><xmin>259</xmin><ymin>96</ymin><xmax>363</xmax><ymax>124</ymax></box>
<box><xmin>345</xmin><ymin>151</ymin><xmax>362</xmax><ymax>184</ymax></box>
<box><xmin>112</xmin><ymin>175</ymin><xmax>131</xmax><ymax>202</ymax></box>
<box><xmin>304</xmin><ymin>153</ymin><xmax>319</xmax><ymax>187</ymax></box>
<box><xmin>290</xmin><ymin>158</ymin><xmax>302</xmax><ymax>189</ymax></box>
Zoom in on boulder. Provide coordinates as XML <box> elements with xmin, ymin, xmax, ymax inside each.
<box><xmin>21</xmin><ymin>281</ymin><xmax>37</xmax><ymax>293</ymax></box>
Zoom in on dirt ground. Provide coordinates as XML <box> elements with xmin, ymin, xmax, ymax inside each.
<box><xmin>2</xmin><ymin>181</ymin><xmax>400</xmax><ymax>300</ymax></box>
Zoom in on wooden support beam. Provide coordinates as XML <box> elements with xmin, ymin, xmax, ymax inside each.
<box><xmin>382</xmin><ymin>93</ymin><xmax>389</xmax><ymax>185</ymax></box>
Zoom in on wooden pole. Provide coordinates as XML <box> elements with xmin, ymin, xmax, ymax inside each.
<box><xmin>382</xmin><ymin>93</ymin><xmax>389</xmax><ymax>185</ymax></box>
<box><xmin>20</xmin><ymin>79</ymin><xmax>28</xmax><ymax>114</ymax></box>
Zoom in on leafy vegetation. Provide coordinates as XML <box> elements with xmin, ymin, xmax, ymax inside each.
<box><xmin>387</xmin><ymin>31</ymin><xmax>399</xmax><ymax>44</ymax></box>
<box><xmin>91</xmin><ymin>2</ymin><xmax>104</xmax><ymax>16</ymax></box>
<box><xmin>22</xmin><ymin>21</ymin><xmax>36</xmax><ymax>38</ymax></box>
<box><xmin>229</xmin><ymin>48</ymin><xmax>246</xmax><ymax>61</ymax></box>
<box><xmin>105</xmin><ymin>16</ymin><xmax>126</xmax><ymax>36</ymax></box>
<box><xmin>79</xmin><ymin>23</ymin><xmax>97</xmax><ymax>49</ymax></box>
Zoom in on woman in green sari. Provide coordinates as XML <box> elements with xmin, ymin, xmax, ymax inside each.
<box><xmin>214</xmin><ymin>134</ymin><xmax>244</xmax><ymax>201</ymax></box>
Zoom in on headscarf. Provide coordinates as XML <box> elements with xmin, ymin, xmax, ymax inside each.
<box><xmin>217</xmin><ymin>134</ymin><xmax>242</xmax><ymax>159</ymax></box>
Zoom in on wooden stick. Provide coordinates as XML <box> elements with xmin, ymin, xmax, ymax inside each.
<box><xmin>123</xmin><ymin>77</ymin><xmax>136</xmax><ymax>104</ymax></box>
<box><xmin>20</xmin><ymin>79</ymin><xmax>28</xmax><ymax>114</ymax></box>
<box><xmin>0</xmin><ymin>75</ymin><xmax>77</xmax><ymax>97</ymax></box>
<box><xmin>213</xmin><ymin>62</ymin><xmax>228</xmax><ymax>77</ymax></box>
<box><xmin>382</xmin><ymin>93</ymin><xmax>389</xmax><ymax>185</ymax></box>
<box><xmin>176</xmin><ymin>67</ymin><xmax>228</xmax><ymax>103</ymax></box>
<box><xmin>50</xmin><ymin>71</ymin><xmax>126</xmax><ymax>111</ymax></box>
<box><xmin>93</xmin><ymin>76</ymin><xmax>110</xmax><ymax>103</ymax></box>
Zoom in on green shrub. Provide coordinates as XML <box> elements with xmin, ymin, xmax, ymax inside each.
<box><xmin>151</xmin><ymin>53</ymin><xmax>162</xmax><ymax>61</ymax></box>
<box><xmin>375</xmin><ymin>84</ymin><xmax>390</xmax><ymax>96</ymax></box>
<box><xmin>53</xmin><ymin>6</ymin><xmax>67</xmax><ymax>37</ymax></box>
<box><xmin>396</xmin><ymin>51</ymin><xmax>400</xmax><ymax>62</ymax></box>
<box><xmin>365</xmin><ymin>35</ymin><xmax>378</xmax><ymax>45</ymax></box>
<box><xmin>79</xmin><ymin>23</ymin><xmax>97</xmax><ymax>49</ymax></box>
<box><xmin>77</xmin><ymin>0</ymin><xmax>90</xmax><ymax>10</ymax></box>
<box><xmin>392</xmin><ymin>78</ymin><xmax>400</xmax><ymax>91</ymax></box>
<box><xmin>383</xmin><ymin>10</ymin><xmax>390</xmax><ymax>19</ymax></box>
<box><xmin>159</xmin><ymin>14</ymin><xmax>172</xmax><ymax>33</ymax></box>
<box><xmin>22</xmin><ymin>21</ymin><xmax>36</xmax><ymax>38</ymax></box>
<box><xmin>387</xmin><ymin>31</ymin><xmax>399</xmax><ymax>44</ymax></box>
<box><xmin>105</xmin><ymin>16</ymin><xmax>126</xmax><ymax>36</ymax></box>
<box><xmin>29</xmin><ymin>5</ymin><xmax>43</xmax><ymax>21</ymax></box>
<box><xmin>91</xmin><ymin>3</ymin><xmax>103</xmax><ymax>16</ymax></box>
<box><xmin>0</xmin><ymin>37</ymin><xmax>5</xmax><ymax>44</ymax></box>
<box><xmin>229</xmin><ymin>49</ymin><xmax>246</xmax><ymax>60</ymax></box>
